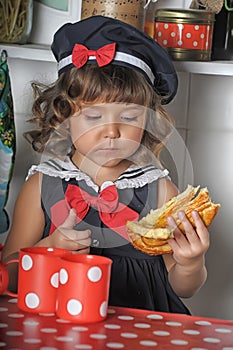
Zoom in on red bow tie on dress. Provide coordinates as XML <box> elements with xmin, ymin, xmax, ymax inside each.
<box><xmin>72</xmin><ymin>43</ymin><xmax>116</xmax><ymax>68</ymax></box>
<box><xmin>65</xmin><ymin>183</ymin><xmax>139</xmax><ymax>240</ymax></box>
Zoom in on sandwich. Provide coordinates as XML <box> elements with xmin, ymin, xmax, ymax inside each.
<box><xmin>126</xmin><ymin>185</ymin><xmax>220</xmax><ymax>255</ymax></box>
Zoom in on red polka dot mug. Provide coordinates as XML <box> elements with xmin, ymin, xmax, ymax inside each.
<box><xmin>56</xmin><ymin>254</ymin><xmax>112</xmax><ymax>323</ymax></box>
<box><xmin>0</xmin><ymin>260</ymin><xmax>12</xmax><ymax>295</ymax></box>
<box><xmin>2</xmin><ymin>247</ymin><xmax>72</xmax><ymax>313</ymax></box>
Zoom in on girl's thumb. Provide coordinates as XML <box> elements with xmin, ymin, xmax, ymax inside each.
<box><xmin>62</xmin><ymin>208</ymin><xmax>77</xmax><ymax>229</ymax></box>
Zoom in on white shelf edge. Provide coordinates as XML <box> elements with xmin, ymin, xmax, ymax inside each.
<box><xmin>0</xmin><ymin>43</ymin><xmax>55</xmax><ymax>62</ymax></box>
<box><xmin>174</xmin><ymin>61</ymin><xmax>233</xmax><ymax>77</ymax></box>
<box><xmin>1</xmin><ymin>43</ymin><xmax>233</xmax><ymax>76</ymax></box>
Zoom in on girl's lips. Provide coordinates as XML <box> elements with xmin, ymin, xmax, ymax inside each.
<box><xmin>94</xmin><ymin>148</ymin><xmax>123</xmax><ymax>157</ymax></box>
<box><xmin>96</xmin><ymin>148</ymin><xmax>120</xmax><ymax>151</ymax></box>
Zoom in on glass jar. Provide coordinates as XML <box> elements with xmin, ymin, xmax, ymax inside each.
<box><xmin>212</xmin><ymin>0</ymin><xmax>233</xmax><ymax>60</ymax></box>
<box><xmin>144</xmin><ymin>0</ymin><xmax>157</xmax><ymax>37</ymax></box>
<box><xmin>0</xmin><ymin>0</ymin><xmax>33</xmax><ymax>44</ymax></box>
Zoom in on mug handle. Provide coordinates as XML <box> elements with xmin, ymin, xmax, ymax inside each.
<box><xmin>0</xmin><ymin>259</ymin><xmax>19</xmax><ymax>297</ymax></box>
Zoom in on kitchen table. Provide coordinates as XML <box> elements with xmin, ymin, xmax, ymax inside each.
<box><xmin>0</xmin><ymin>295</ymin><xmax>233</xmax><ymax>349</ymax></box>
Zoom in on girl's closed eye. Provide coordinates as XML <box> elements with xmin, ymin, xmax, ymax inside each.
<box><xmin>82</xmin><ymin>107</ymin><xmax>102</xmax><ymax>120</ymax></box>
<box><xmin>120</xmin><ymin>107</ymin><xmax>146</xmax><ymax>124</ymax></box>
<box><xmin>121</xmin><ymin>114</ymin><xmax>138</xmax><ymax>122</ymax></box>
<box><xmin>85</xmin><ymin>113</ymin><xmax>102</xmax><ymax>120</ymax></box>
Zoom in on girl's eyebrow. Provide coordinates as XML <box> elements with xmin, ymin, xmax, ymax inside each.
<box><xmin>122</xmin><ymin>102</ymin><xmax>145</xmax><ymax>109</ymax></box>
<box><xmin>81</xmin><ymin>105</ymin><xmax>103</xmax><ymax>111</ymax></box>
<box><xmin>122</xmin><ymin>106</ymin><xmax>146</xmax><ymax>114</ymax></box>
<box><xmin>80</xmin><ymin>104</ymin><xmax>146</xmax><ymax>113</ymax></box>
<box><xmin>124</xmin><ymin>106</ymin><xmax>144</xmax><ymax>110</ymax></box>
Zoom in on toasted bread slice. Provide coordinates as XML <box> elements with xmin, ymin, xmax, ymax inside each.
<box><xmin>126</xmin><ymin>185</ymin><xmax>220</xmax><ymax>256</ymax></box>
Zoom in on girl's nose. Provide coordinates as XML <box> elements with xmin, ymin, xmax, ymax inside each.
<box><xmin>103</xmin><ymin>123</ymin><xmax>120</xmax><ymax>138</ymax></box>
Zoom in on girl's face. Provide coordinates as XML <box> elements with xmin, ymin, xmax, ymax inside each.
<box><xmin>70</xmin><ymin>103</ymin><xmax>146</xmax><ymax>168</ymax></box>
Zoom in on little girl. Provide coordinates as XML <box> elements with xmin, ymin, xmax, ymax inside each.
<box><xmin>2</xmin><ymin>16</ymin><xmax>210</xmax><ymax>314</ymax></box>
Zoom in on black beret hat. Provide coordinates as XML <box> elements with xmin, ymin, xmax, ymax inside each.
<box><xmin>51</xmin><ymin>15</ymin><xmax>178</xmax><ymax>104</ymax></box>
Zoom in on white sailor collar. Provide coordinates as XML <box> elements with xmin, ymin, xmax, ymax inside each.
<box><xmin>27</xmin><ymin>157</ymin><xmax>169</xmax><ymax>193</ymax></box>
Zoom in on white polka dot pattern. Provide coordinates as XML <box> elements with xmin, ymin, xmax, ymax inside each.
<box><xmin>100</xmin><ymin>301</ymin><xmax>108</xmax><ymax>317</ymax></box>
<box><xmin>146</xmin><ymin>314</ymin><xmax>163</xmax><ymax>320</ymax></box>
<box><xmin>104</xmin><ymin>324</ymin><xmax>121</xmax><ymax>329</ymax></box>
<box><xmin>89</xmin><ymin>334</ymin><xmax>107</xmax><ymax>339</ymax></box>
<box><xmin>118</xmin><ymin>315</ymin><xmax>134</xmax><ymax>320</ymax></box>
<box><xmin>8</xmin><ymin>313</ymin><xmax>24</xmax><ymax>318</ymax></box>
<box><xmin>87</xmin><ymin>266</ymin><xmax>102</xmax><ymax>282</ymax></box>
<box><xmin>59</xmin><ymin>268</ymin><xmax>68</xmax><ymax>284</ymax></box>
<box><xmin>25</xmin><ymin>293</ymin><xmax>40</xmax><ymax>309</ymax></box>
<box><xmin>17</xmin><ymin>248</ymin><xmax>72</xmax><ymax>314</ymax></box>
<box><xmin>21</xmin><ymin>255</ymin><xmax>33</xmax><ymax>271</ymax></box>
<box><xmin>134</xmin><ymin>323</ymin><xmax>151</xmax><ymax>329</ymax></box>
<box><xmin>106</xmin><ymin>343</ymin><xmax>124</xmax><ymax>348</ymax></box>
<box><xmin>1</xmin><ymin>297</ymin><xmax>233</xmax><ymax>349</ymax></box>
<box><xmin>50</xmin><ymin>272</ymin><xmax>59</xmax><ymax>288</ymax></box>
<box><xmin>72</xmin><ymin>326</ymin><xmax>88</xmax><ymax>331</ymax></box>
<box><xmin>67</xmin><ymin>299</ymin><xmax>83</xmax><ymax>316</ymax></box>
<box><xmin>24</xmin><ymin>338</ymin><xmax>42</xmax><ymax>344</ymax></box>
<box><xmin>153</xmin><ymin>330</ymin><xmax>170</xmax><ymax>336</ymax></box>
<box><xmin>56</xmin><ymin>258</ymin><xmax>112</xmax><ymax>323</ymax></box>
<box><xmin>154</xmin><ymin>22</ymin><xmax>213</xmax><ymax>51</ymax></box>
<box><xmin>120</xmin><ymin>332</ymin><xmax>138</xmax><ymax>338</ymax></box>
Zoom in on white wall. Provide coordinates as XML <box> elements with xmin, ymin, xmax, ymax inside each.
<box><xmin>182</xmin><ymin>74</ymin><xmax>233</xmax><ymax>320</ymax></box>
<box><xmin>153</xmin><ymin>0</ymin><xmax>233</xmax><ymax>321</ymax></box>
<box><xmin>162</xmin><ymin>72</ymin><xmax>233</xmax><ymax>321</ymax></box>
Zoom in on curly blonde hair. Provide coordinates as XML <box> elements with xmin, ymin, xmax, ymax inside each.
<box><xmin>24</xmin><ymin>65</ymin><xmax>173</xmax><ymax>164</ymax></box>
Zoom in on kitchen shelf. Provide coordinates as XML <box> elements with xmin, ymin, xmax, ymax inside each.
<box><xmin>0</xmin><ymin>43</ymin><xmax>54</xmax><ymax>62</ymax></box>
<box><xmin>174</xmin><ymin>60</ymin><xmax>233</xmax><ymax>76</ymax></box>
<box><xmin>1</xmin><ymin>43</ymin><xmax>233</xmax><ymax>76</ymax></box>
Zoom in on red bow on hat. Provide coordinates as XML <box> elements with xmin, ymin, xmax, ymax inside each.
<box><xmin>64</xmin><ymin>183</ymin><xmax>139</xmax><ymax>240</ymax></box>
<box><xmin>72</xmin><ymin>43</ymin><xmax>116</xmax><ymax>68</ymax></box>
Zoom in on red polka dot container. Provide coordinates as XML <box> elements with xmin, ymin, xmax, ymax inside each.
<box><xmin>154</xmin><ymin>9</ymin><xmax>215</xmax><ymax>61</ymax></box>
<box><xmin>56</xmin><ymin>254</ymin><xmax>112</xmax><ymax>323</ymax></box>
<box><xmin>9</xmin><ymin>247</ymin><xmax>72</xmax><ymax>314</ymax></box>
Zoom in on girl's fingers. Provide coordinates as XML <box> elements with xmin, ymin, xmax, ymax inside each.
<box><xmin>177</xmin><ymin>211</ymin><xmax>200</xmax><ymax>245</ymax></box>
<box><xmin>168</xmin><ymin>211</ymin><xmax>199</xmax><ymax>247</ymax></box>
<box><xmin>167</xmin><ymin>214</ymin><xmax>188</xmax><ymax>249</ymax></box>
<box><xmin>167</xmin><ymin>215</ymin><xmax>178</xmax><ymax>230</ymax></box>
<box><xmin>73</xmin><ymin>247</ymin><xmax>90</xmax><ymax>254</ymax></box>
<box><xmin>61</xmin><ymin>229</ymin><xmax>91</xmax><ymax>241</ymax></box>
<box><xmin>77</xmin><ymin>237</ymin><xmax>92</xmax><ymax>247</ymax></box>
<box><xmin>191</xmin><ymin>211</ymin><xmax>210</xmax><ymax>247</ymax></box>
<box><xmin>169</xmin><ymin>211</ymin><xmax>209</xmax><ymax>253</ymax></box>
<box><xmin>66</xmin><ymin>238</ymin><xmax>91</xmax><ymax>251</ymax></box>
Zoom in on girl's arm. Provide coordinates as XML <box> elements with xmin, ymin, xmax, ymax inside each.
<box><xmin>2</xmin><ymin>173</ymin><xmax>46</xmax><ymax>262</ymax></box>
<box><xmin>2</xmin><ymin>173</ymin><xmax>45</xmax><ymax>291</ymax></box>
<box><xmin>159</xmin><ymin>178</ymin><xmax>209</xmax><ymax>298</ymax></box>
<box><xmin>2</xmin><ymin>172</ymin><xmax>91</xmax><ymax>291</ymax></box>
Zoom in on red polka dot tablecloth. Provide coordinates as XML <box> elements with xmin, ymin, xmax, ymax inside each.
<box><xmin>0</xmin><ymin>295</ymin><xmax>233</xmax><ymax>349</ymax></box>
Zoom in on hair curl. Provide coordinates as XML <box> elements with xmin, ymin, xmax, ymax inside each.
<box><xmin>24</xmin><ymin>65</ymin><xmax>174</xmax><ymax>164</ymax></box>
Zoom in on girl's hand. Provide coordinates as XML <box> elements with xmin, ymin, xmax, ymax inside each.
<box><xmin>167</xmin><ymin>210</ymin><xmax>210</xmax><ymax>268</ymax></box>
<box><xmin>38</xmin><ymin>208</ymin><xmax>91</xmax><ymax>253</ymax></box>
